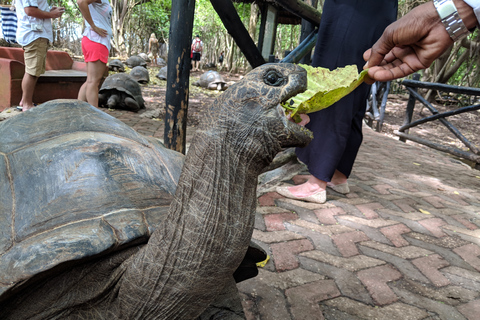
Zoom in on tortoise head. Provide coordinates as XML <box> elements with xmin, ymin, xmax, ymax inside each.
<box><xmin>199</xmin><ymin>63</ymin><xmax>312</xmax><ymax>165</ymax></box>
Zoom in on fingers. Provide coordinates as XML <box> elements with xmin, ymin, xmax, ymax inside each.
<box><xmin>297</xmin><ymin>113</ymin><xmax>310</xmax><ymax>126</ymax></box>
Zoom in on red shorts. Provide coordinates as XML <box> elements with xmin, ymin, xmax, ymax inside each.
<box><xmin>81</xmin><ymin>36</ymin><xmax>109</xmax><ymax>64</ymax></box>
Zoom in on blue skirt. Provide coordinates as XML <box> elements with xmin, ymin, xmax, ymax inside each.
<box><xmin>296</xmin><ymin>0</ymin><xmax>398</xmax><ymax>181</ymax></box>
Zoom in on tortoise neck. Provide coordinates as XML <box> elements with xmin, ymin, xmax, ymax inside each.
<box><xmin>118</xmin><ymin>132</ymin><xmax>262</xmax><ymax>318</ymax></box>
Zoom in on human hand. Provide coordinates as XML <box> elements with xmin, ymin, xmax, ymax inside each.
<box><xmin>363</xmin><ymin>2</ymin><xmax>454</xmax><ymax>82</ymax></box>
<box><xmin>93</xmin><ymin>25</ymin><xmax>108</xmax><ymax>37</ymax></box>
<box><xmin>287</xmin><ymin>113</ymin><xmax>310</xmax><ymax>126</ymax></box>
<box><xmin>50</xmin><ymin>6</ymin><xmax>65</xmax><ymax>18</ymax></box>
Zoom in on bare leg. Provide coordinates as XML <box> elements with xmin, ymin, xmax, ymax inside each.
<box><xmin>21</xmin><ymin>73</ymin><xmax>38</xmax><ymax>111</ymax></box>
<box><xmin>79</xmin><ymin>60</ymin><xmax>106</xmax><ymax>108</ymax></box>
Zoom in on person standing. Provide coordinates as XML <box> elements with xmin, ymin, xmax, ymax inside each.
<box><xmin>15</xmin><ymin>0</ymin><xmax>64</xmax><ymax>111</ymax></box>
<box><xmin>191</xmin><ymin>34</ymin><xmax>203</xmax><ymax>72</ymax></box>
<box><xmin>277</xmin><ymin>0</ymin><xmax>398</xmax><ymax>204</ymax></box>
<box><xmin>77</xmin><ymin>0</ymin><xmax>112</xmax><ymax>108</ymax></box>
<box><xmin>148</xmin><ymin>33</ymin><xmax>160</xmax><ymax>66</ymax></box>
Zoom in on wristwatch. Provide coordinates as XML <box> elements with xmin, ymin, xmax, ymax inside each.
<box><xmin>433</xmin><ymin>0</ymin><xmax>470</xmax><ymax>41</ymax></box>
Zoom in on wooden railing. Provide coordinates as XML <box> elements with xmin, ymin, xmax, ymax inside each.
<box><xmin>397</xmin><ymin>76</ymin><xmax>480</xmax><ymax>169</ymax></box>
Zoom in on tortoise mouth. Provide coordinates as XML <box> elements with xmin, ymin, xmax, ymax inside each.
<box><xmin>277</xmin><ymin>104</ymin><xmax>313</xmax><ymax>148</ymax></box>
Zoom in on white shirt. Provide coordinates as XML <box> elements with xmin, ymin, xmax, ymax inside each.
<box><xmin>82</xmin><ymin>0</ymin><xmax>112</xmax><ymax>51</ymax></box>
<box><xmin>463</xmin><ymin>0</ymin><xmax>480</xmax><ymax>24</ymax></box>
<box><xmin>15</xmin><ymin>0</ymin><xmax>52</xmax><ymax>46</ymax></box>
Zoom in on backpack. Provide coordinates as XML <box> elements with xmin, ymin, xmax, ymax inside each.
<box><xmin>193</xmin><ymin>39</ymin><xmax>202</xmax><ymax>52</ymax></box>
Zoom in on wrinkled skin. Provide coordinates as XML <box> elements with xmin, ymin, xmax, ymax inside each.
<box><xmin>0</xmin><ymin>63</ymin><xmax>311</xmax><ymax>319</ymax></box>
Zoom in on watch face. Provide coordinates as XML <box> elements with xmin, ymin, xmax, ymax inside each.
<box><xmin>436</xmin><ymin>1</ymin><xmax>456</xmax><ymax>19</ymax></box>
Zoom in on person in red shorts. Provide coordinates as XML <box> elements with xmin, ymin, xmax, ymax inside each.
<box><xmin>77</xmin><ymin>0</ymin><xmax>112</xmax><ymax>108</ymax></box>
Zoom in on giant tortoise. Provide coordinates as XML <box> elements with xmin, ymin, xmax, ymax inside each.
<box><xmin>0</xmin><ymin>63</ymin><xmax>311</xmax><ymax>319</ymax></box>
<box><xmin>125</xmin><ymin>55</ymin><xmax>147</xmax><ymax>68</ymax></box>
<box><xmin>193</xmin><ymin>70</ymin><xmax>228</xmax><ymax>91</ymax></box>
<box><xmin>98</xmin><ymin>73</ymin><xmax>145</xmax><ymax>112</ymax></box>
<box><xmin>130</xmin><ymin>65</ymin><xmax>150</xmax><ymax>84</ymax></box>
<box><xmin>108</xmin><ymin>59</ymin><xmax>125</xmax><ymax>72</ymax></box>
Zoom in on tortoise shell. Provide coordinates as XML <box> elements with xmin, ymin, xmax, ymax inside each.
<box><xmin>126</xmin><ymin>55</ymin><xmax>147</xmax><ymax>68</ymax></box>
<box><xmin>108</xmin><ymin>59</ymin><xmax>125</xmax><ymax>72</ymax></box>
<box><xmin>195</xmin><ymin>71</ymin><xmax>228</xmax><ymax>91</ymax></box>
<box><xmin>0</xmin><ymin>100</ymin><xmax>184</xmax><ymax>300</ymax></box>
<box><xmin>99</xmin><ymin>73</ymin><xmax>146</xmax><ymax>111</ymax></box>
<box><xmin>156</xmin><ymin>66</ymin><xmax>168</xmax><ymax>81</ymax></box>
<box><xmin>130</xmin><ymin>66</ymin><xmax>150</xmax><ymax>84</ymax></box>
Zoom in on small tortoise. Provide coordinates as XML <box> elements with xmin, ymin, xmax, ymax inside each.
<box><xmin>0</xmin><ymin>63</ymin><xmax>311</xmax><ymax>319</ymax></box>
<box><xmin>138</xmin><ymin>52</ymin><xmax>151</xmax><ymax>63</ymax></box>
<box><xmin>194</xmin><ymin>70</ymin><xmax>228</xmax><ymax>91</ymax></box>
<box><xmin>126</xmin><ymin>55</ymin><xmax>147</xmax><ymax>68</ymax></box>
<box><xmin>98</xmin><ymin>73</ymin><xmax>145</xmax><ymax>112</ymax></box>
<box><xmin>108</xmin><ymin>59</ymin><xmax>125</xmax><ymax>72</ymax></box>
<box><xmin>156</xmin><ymin>66</ymin><xmax>168</xmax><ymax>80</ymax></box>
<box><xmin>130</xmin><ymin>65</ymin><xmax>150</xmax><ymax>84</ymax></box>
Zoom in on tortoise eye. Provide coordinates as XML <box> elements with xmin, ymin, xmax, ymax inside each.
<box><xmin>264</xmin><ymin>70</ymin><xmax>285</xmax><ymax>86</ymax></box>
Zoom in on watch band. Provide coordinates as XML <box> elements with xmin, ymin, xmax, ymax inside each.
<box><xmin>433</xmin><ymin>0</ymin><xmax>470</xmax><ymax>41</ymax></box>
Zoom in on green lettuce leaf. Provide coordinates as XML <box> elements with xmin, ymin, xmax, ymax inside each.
<box><xmin>283</xmin><ymin>64</ymin><xmax>368</xmax><ymax>121</ymax></box>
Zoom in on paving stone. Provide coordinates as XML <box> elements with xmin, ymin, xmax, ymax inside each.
<box><xmin>331</xmin><ymin>231</ymin><xmax>369</xmax><ymax>257</ymax></box>
<box><xmin>286</xmin><ymin>280</ymin><xmax>340</xmax><ymax>320</ymax></box>
<box><xmin>258</xmin><ymin>191</ymin><xmax>284</xmax><ymax>206</ymax></box>
<box><xmin>298</xmin><ymin>256</ymin><xmax>374</xmax><ymax>304</ymax></box>
<box><xmin>380</xmin><ymin>223</ymin><xmax>412</xmax><ymax>247</ymax></box>
<box><xmin>451</xmin><ymin>215</ymin><xmax>479</xmax><ymax>230</ymax></box>
<box><xmin>357</xmin><ymin>265</ymin><xmax>402</xmax><ymax>305</ymax></box>
<box><xmin>238</xmin><ymin>280</ymin><xmax>291</xmax><ymax>320</ymax></box>
<box><xmin>338</xmin><ymin>215</ymin><xmax>398</xmax><ymax>228</ymax></box>
<box><xmin>288</xmin><ymin>219</ymin><xmax>354</xmax><ymax>236</ymax></box>
<box><xmin>270</xmin><ymin>239</ymin><xmax>314</xmax><ymax>272</ymax></box>
<box><xmin>418</xmin><ymin>217</ymin><xmax>448</xmax><ymax>238</ymax></box>
<box><xmin>392</xmin><ymin>278</ymin><xmax>478</xmax><ymax>305</ymax></box>
<box><xmin>256</xmin><ymin>206</ymin><xmax>291</xmax><ymax>215</ymax></box>
<box><xmin>336</xmin><ymin>216</ymin><xmax>393</xmax><ymax>245</ymax></box>
<box><xmin>252</xmin><ymin>268</ymin><xmax>326</xmax><ymax>290</ymax></box>
<box><xmin>252</xmin><ymin>229</ymin><xmax>304</xmax><ymax>244</ymax></box>
<box><xmin>313</xmin><ymin>207</ymin><xmax>346</xmax><ymax>225</ymax></box>
<box><xmin>457</xmin><ymin>299</ymin><xmax>480</xmax><ymax>320</ymax></box>
<box><xmin>323</xmin><ymin>297</ymin><xmax>428</xmax><ymax>320</ymax></box>
<box><xmin>275</xmin><ymin>199</ymin><xmax>323</xmax><ymax>223</ymax></box>
<box><xmin>360</xmin><ymin>241</ymin><xmax>433</xmax><ymax>259</ymax></box>
<box><xmin>392</xmin><ymin>198</ymin><xmax>419</xmax><ymax>213</ymax></box>
<box><xmin>411</xmin><ymin>254</ymin><xmax>451</xmax><ymax>287</ymax></box>
<box><xmin>286</xmin><ymin>222</ymin><xmax>341</xmax><ymax>256</ymax></box>
<box><xmin>355</xmin><ymin>202</ymin><xmax>384</xmax><ymax>219</ymax></box>
<box><xmin>359</xmin><ymin>245</ymin><xmax>430</xmax><ymax>283</ymax></box>
<box><xmin>392</xmin><ymin>286</ymin><xmax>467</xmax><ymax>319</ymax></box>
<box><xmin>371</xmin><ymin>183</ymin><xmax>394</xmax><ymax>195</ymax></box>
<box><xmin>300</xmin><ymin>250</ymin><xmax>385</xmax><ymax>272</ymax></box>
<box><xmin>264</xmin><ymin>212</ymin><xmax>298</xmax><ymax>231</ymax></box>
<box><xmin>453</xmin><ymin>244</ymin><xmax>480</xmax><ymax>272</ymax></box>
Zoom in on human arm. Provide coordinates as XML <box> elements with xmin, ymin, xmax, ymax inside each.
<box><xmin>77</xmin><ymin>0</ymin><xmax>108</xmax><ymax>37</ymax></box>
<box><xmin>24</xmin><ymin>5</ymin><xmax>64</xmax><ymax>19</ymax></box>
<box><xmin>363</xmin><ymin>0</ymin><xmax>478</xmax><ymax>82</ymax></box>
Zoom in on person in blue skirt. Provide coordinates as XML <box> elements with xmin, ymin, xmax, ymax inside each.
<box><xmin>277</xmin><ymin>0</ymin><xmax>398</xmax><ymax>203</ymax></box>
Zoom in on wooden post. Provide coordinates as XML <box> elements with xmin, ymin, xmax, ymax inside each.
<box><xmin>210</xmin><ymin>0</ymin><xmax>265</xmax><ymax>68</ymax></box>
<box><xmin>299</xmin><ymin>0</ymin><xmax>318</xmax><ymax>64</ymax></box>
<box><xmin>274</xmin><ymin>0</ymin><xmax>321</xmax><ymax>25</ymax></box>
<box><xmin>164</xmin><ymin>0</ymin><xmax>196</xmax><ymax>154</ymax></box>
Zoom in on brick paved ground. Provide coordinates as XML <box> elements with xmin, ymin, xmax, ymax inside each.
<box><xmin>103</xmin><ymin>106</ymin><xmax>480</xmax><ymax>320</ymax></box>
